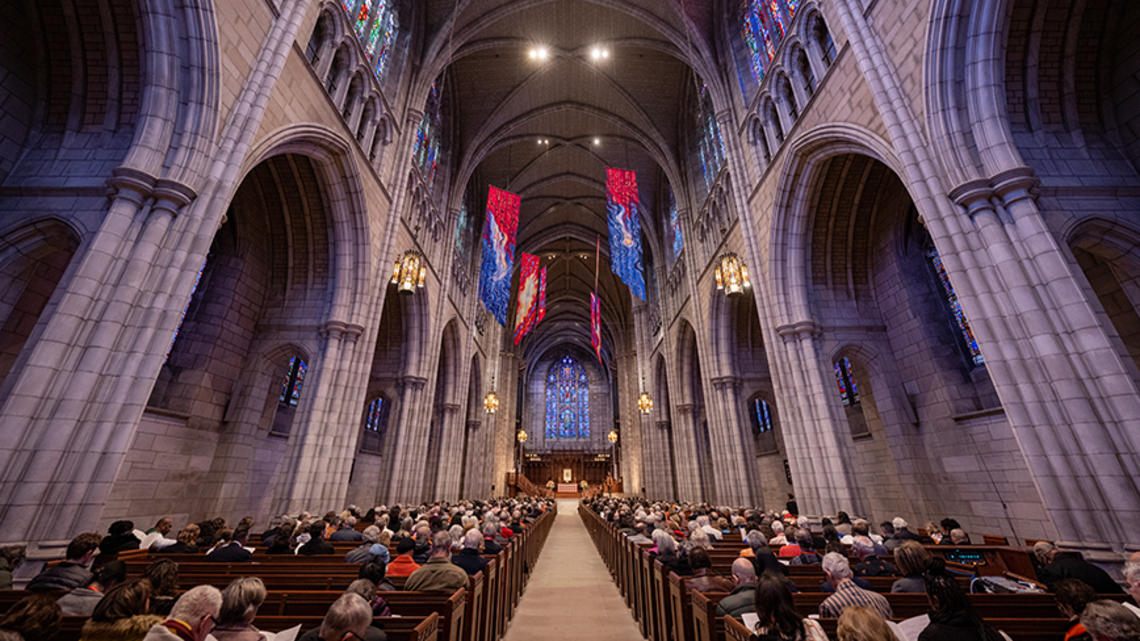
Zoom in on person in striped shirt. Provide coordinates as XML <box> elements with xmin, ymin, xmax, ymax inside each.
<box><xmin>818</xmin><ymin>552</ymin><xmax>893</xmax><ymax>620</ymax></box>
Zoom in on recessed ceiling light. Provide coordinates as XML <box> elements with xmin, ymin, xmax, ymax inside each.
<box><xmin>530</xmin><ymin>46</ymin><xmax>549</xmax><ymax>61</ymax></box>
<box><xmin>593</xmin><ymin>137</ymin><xmax>601</xmax><ymax>146</ymax></box>
<box><xmin>590</xmin><ymin>46</ymin><xmax>610</xmax><ymax>61</ymax></box>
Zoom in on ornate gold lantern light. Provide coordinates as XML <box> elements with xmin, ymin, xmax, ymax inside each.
<box><xmin>516</xmin><ymin>428</ymin><xmax>528</xmax><ymax>443</ymax></box>
<box><xmin>391</xmin><ymin>250</ymin><xmax>426</xmax><ymax>294</ymax></box>
<box><xmin>637</xmin><ymin>391</ymin><xmax>654</xmax><ymax>414</ymax></box>
<box><xmin>714</xmin><ymin>253</ymin><xmax>751</xmax><ymax>295</ymax></box>
<box><xmin>607</xmin><ymin>429</ymin><xmax>619</xmax><ymax>444</ymax></box>
<box><xmin>483</xmin><ymin>391</ymin><xmax>500</xmax><ymax>414</ymax></box>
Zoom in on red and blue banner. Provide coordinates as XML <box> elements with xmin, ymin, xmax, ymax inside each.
<box><xmin>537</xmin><ymin>266</ymin><xmax>547</xmax><ymax>324</ymax></box>
<box><xmin>479</xmin><ymin>186</ymin><xmax>520</xmax><ymax>326</ymax></box>
<box><xmin>513</xmin><ymin>253</ymin><xmax>541</xmax><ymax>345</ymax></box>
<box><xmin>605</xmin><ymin>168</ymin><xmax>646</xmax><ymax>300</ymax></box>
<box><xmin>590</xmin><ymin>292</ymin><xmax>602</xmax><ymax>364</ymax></box>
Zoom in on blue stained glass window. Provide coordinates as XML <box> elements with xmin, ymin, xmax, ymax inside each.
<box><xmin>364</xmin><ymin>396</ymin><xmax>388</xmax><ymax>432</ymax></box>
<box><xmin>751</xmin><ymin>397</ymin><xmax>773</xmax><ymax>433</ymax></box>
<box><xmin>927</xmin><ymin>246</ymin><xmax>984</xmax><ymax>366</ymax></box>
<box><xmin>165</xmin><ymin>259</ymin><xmax>207</xmax><ymax>361</ymax></box>
<box><xmin>834</xmin><ymin>357</ymin><xmax>859</xmax><ymax>406</ymax></box>
<box><xmin>372</xmin><ymin>7</ymin><xmax>399</xmax><ymax>81</ymax></box>
<box><xmin>544</xmin><ymin>355</ymin><xmax>590</xmax><ymax>439</ymax></box>
<box><xmin>280</xmin><ymin>356</ymin><xmax>308</xmax><ymax>406</ymax></box>
<box><xmin>742</xmin><ymin>0</ymin><xmax>797</xmax><ymax>86</ymax></box>
<box><xmin>667</xmin><ymin>190</ymin><xmax>683</xmax><ymax>263</ymax></box>
<box><xmin>340</xmin><ymin>0</ymin><xmax>398</xmax><ymax>82</ymax></box>
<box><xmin>413</xmin><ymin>82</ymin><xmax>442</xmax><ymax>187</ymax></box>
<box><xmin>697</xmin><ymin>85</ymin><xmax>726</xmax><ymax>192</ymax></box>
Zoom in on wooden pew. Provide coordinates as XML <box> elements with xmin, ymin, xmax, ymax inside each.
<box><xmin>54</xmin><ymin>613</ymin><xmax>440</xmax><ymax>641</ymax></box>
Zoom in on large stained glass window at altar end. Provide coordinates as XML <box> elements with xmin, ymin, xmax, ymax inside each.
<box><xmin>545</xmin><ymin>355</ymin><xmax>590</xmax><ymax>439</ymax></box>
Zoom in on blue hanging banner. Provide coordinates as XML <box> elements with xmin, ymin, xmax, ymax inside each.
<box><xmin>605</xmin><ymin>168</ymin><xmax>646</xmax><ymax>300</ymax></box>
<box><xmin>478</xmin><ymin>186</ymin><xmax>519</xmax><ymax>325</ymax></box>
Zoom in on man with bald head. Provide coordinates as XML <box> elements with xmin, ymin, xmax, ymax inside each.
<box><xmin>715</xmin><ymin>558</ymin><xmax>759</xmax><ymax>618</ymax></box>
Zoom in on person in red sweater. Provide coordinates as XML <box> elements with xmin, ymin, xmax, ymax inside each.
<box><xmin>385</xmin><ymin>539</ymin><xmax>420</xmax><ymax>578</ymax></box>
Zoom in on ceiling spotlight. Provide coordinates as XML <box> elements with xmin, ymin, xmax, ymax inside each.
<box><xmin>530</xmin><ymin>46</ymin><xmax>549</xmax><ymax>61</ymax></box>
<box><xmin>593</xmin><ymin>137</ymin><xmax>601</xmax><ymax>146</ymax></box>
<box><xmin>590</xmin><ymin>46</ymin><xmax>610</xmax><ymax>61</ymax></box>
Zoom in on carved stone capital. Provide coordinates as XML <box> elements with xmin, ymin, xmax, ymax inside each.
<box><xmin>674</xmin><ymin>403</ymin><xmax>693</xmax><ymax>416</ymax></box>
<box><xmin>990</xmin><ymin>166</ymin><xmax>1039</xmax><ymax>208</ymax></box>
<box><xmin>151</xmin><ymin>179</ymin><xmax>197</xmax><ymax>217</ymax></box>
<box><xmin>775</xmin><ymin>320</ymin><xmax>822</xmax><ymax>340</ymax></box>
<box><xmin>397</xmin><ymin>375</ymin><xmax>428</xmax><ymax>393</ymax></box>
<box><xmin>107</xmin><ymin>166</ymin><xmax>156</xmax><ymax>205</ymax></box>
<box><xmin>710</xmin><ymin>375</ymin><xmax>741</xmax><ymax>392</ymax></box>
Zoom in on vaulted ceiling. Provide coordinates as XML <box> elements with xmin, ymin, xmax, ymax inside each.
<box><xmin>425</xmin><ymin>0</ymin><xmax>711</xmax><ymax>373</ymax></box>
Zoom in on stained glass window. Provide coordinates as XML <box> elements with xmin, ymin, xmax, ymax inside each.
<box><xmin>667</xmin><ymin>190</ymin><xmax>684</xmax><ymax>263</ymax></box>
<box><xmin>544</xmin><ymin>355</ymin><xmax>590</xmax><ymax>439</ymax></box>
<box><xmin>750</xmin><ymin>397</ymin><xmax>774</xmax><ymax>433</ymax></box>
<box><xmin>742</xmin><ymin>0</ymin><xmax>798</xmax><ymax>86</ymax></box>
<box><xmin>697</xmin><ymin>85</ymin><xmax>726</xmax><ymax>192</ymax></box>
<box><xmin>364</xmin><ymin>396</ymin><xmax>388</xmax><ymax>432</ymax></box>
<box><xmin>280</xmin><ymin>356</ymin><xmax>308</xmax><ymax>406</ymax></box>
<box><xmin>834</xmin><ymin>357</ymin><xmax>859</xmax><ymax>406</ymax></box>
<box><xmin>339</xmin><ymin>0</ymin><xmax>398</xmax><ymax>83</ymax></box>
<box><xmin>413</xmin><ymin>82</ymin><xmax>442</xmax><ymax>187</ymax></box>
<box><xmin>927</xmin><ymin>246</ymin><xmax>984</xmax><ymax>366</ymax></box>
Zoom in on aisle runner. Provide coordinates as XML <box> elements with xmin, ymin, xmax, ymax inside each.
<box><xmin>502</xmin><ymin>499</ymin><xmax>642</xmax><ymax>641</ymax></box>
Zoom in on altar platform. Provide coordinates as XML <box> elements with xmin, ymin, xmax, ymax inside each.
<box><xmin>555</xmin><ymin>483</ymin><xmax>580</xmax><ymax>498</ymax></box>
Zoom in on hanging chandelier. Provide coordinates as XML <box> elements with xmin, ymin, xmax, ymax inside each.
<box><xmin>607</xmin><ymin>429</ymin><xmax>619</xmax><ymax>444</ymax></box>
<box><xmin>637</xmin><ymin>391</ymin><xmax>654</xmax><ymax>414</ymax></box>
<box><xmin>391</xmin><ymin>250</ymin><xmax>426</xmax><ymax>294</ymax></box>
<box><xmin>714</xmin><ymin>253</ymin><xmax>751</xmax><ymax>295</ymax></box>
<box><xmin>516</xmin><ymin>428</ymin><xmax>528</xmax><ymax>443</ymax></box>
<box><xmin>483</xmin><ymin>391</ymin><xmax>500</xmax><ymax>414</ymax></box>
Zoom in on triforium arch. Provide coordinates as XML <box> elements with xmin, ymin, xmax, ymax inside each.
<box><xmin>674</xmin><ymin>318</ymin><xmax>714</xmax><ymax>502</ymax></box>
<box><xmin>424</xmin><ymin>318</ymin><xmax>464</xmax><ymax>501</ymax></box>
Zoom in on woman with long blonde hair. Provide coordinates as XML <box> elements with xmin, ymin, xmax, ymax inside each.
<box><xmin>837</xmin><ymin>606</ymin><xmax>899</xmax><ymax>641</ymax></box>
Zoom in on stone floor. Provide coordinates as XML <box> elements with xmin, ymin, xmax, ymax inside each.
<box><xmin>502</xmin><ymin>499</ymin><xmax>643</xmax><ymax>641</ymax></box>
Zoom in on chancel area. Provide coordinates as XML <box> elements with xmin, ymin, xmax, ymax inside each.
<box><xmin>0</xmin><ymin>0</ymin><xmax>1138</xmax><ymax>640</ymax></box>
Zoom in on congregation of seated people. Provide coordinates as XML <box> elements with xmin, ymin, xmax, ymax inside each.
<box><xmin>0</xmin><ymin>497</ymin><xmax>552</xmax><ymax>641</ymax></box>
<box><xmin>585</xmin><ymin>497</ymin><xmax>1140</xmax><ymax>641</ymax></box>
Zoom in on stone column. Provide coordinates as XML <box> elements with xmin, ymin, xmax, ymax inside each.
<box><xmin>653</xmin><ymin>420</ymin><xmax>677</xmax><ymax>499</ymax></box>
<box><xmin>709</xmin><ymin>375</ymin><xmax>762</xmax><ymax>506</ymax></box>
<box><xmin>432</xmin><ymin>402</ymin><xmax>464</xmax><ymax>500</ymax></box>
<box><xmin>670</xmin><ymin>403</ymin><xmax>702</xmax><ymax>501</ymax></box>
<box><xmin>462</xmin><ymin>417</ymin><xmax>484</xmax><ymax>497</ymax></box>
<box><xmin>380</xmin><ymin>375</ymin><xmax>427</xmax><ymax>503</ymax></box>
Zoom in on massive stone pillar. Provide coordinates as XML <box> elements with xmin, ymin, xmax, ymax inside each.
<box><xmin>381</xmin><ymin>375</ymin><xmax>427</xmax><ymax>503</ymax></box>
<box><xmin>433</xmin><ymin>402</ymin><xmax>465</xmax><ymax>500</ymax></box>
<box><xmin>709</xmin><ymin>376</ymin><xmax>762</xmax><ymax>506</ymax></box>
<box><xmin>670</xmin><ymin>404</ymin><xmax>703</xmax><ymax>502</ymax></box>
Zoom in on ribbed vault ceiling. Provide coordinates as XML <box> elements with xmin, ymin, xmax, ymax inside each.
<box><xmin>429</xmin><ymin>0</ymin><xmax>705</xmax><ymax>372</ymax></box>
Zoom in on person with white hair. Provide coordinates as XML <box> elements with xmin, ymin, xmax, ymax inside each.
<box><xmin>818</xmin><ymin>553</ymin><xmax>893</xmax><ymax>620</ymax></box>
<box><xmin>142</xmin><ymin>585</ymin><xmax>222</xmax><ymax>641</ymax></box>
<box><xmin>329</xmin><ymin>516</ymin><xmax>363</xmax><ymax>542</ymax></box>
<box><xmin>697</xmin><ymin>514</ymin><xmax>724</xmax><ymax>541</ymax></box>
<box><xmin>451</xmin><ymin>529</ymin><xmax>488</xmax><ymax>576</ymax></box>
<box><xmin>345</xmin><ymin>525</ymin><xmax>390</xmax><ymax>565</ymax></box>
<box><xmin>851</xmin><ymin>535</ymin><xmax>896</xmax><ymax>577</ymax></box>
<box><xmin>1081</xmin><ymin>600</ymin><xmax>1140</xmax><ymax>641</ymax></box>
<box><xmin>890</xmin><ymin>517</ymin><xmax>920</xmax><ymax>543</ymax></box>
<box><xmin>1033</xmin><ymin>541</ymin><xmax>1125</xmax><ymax>594</ymax></box>
<box><xmin>768</xmin><ymin>520</ymin><xmax>787</xmax><ymax>546</ymax></box>
<box><xmin>297</xmin><ymin>593</ymin><xmax>379</xmax><ymax>641</ymax></box>
<box><xmin>688</xmin><ymin>528</ymin><xmax>712</xmax><ymax>551</ymax></box>
<box><xmin>1123</xmin><ymin>556</ymin><xmax>1140</xmax><ymax>618</ymax></box>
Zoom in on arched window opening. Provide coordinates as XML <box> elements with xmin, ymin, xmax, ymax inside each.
<box><xmin>544</xmin><ymin>355</ymin><xmax>590</xmax><ymax>439</ymax></box>
<box><xmin>326</xmin><ymin>49</ymin><xmax>348</xmax><ymax>96</ymax></box>
<box><xmin>755</xmin><ymin>121</ymin><xmax>772</xmax><ymax>163</ymax></box>
<box><xmin>306</xmin><ymin>12</ymin><xmax>332</xmax><ymax>63</ymax></box>
<box><xmin>766</xmin><ymin>101</ymin><xmax>784</xmax><ymax>144</ymax></box>
<box><xmin>360</xmin><ymin>395</ymin><xmax>389</xmax><ymax>452</ymax></box>
<box><xmin>696</xmin><ymin>85</ymin><xmax>726</xmax><ymax>193</ymax></box>
<box><xmin>925</xmin><ymin>243</ymin><xmax>984</xmax><ymax>367</ymax></box>
<box><xmin>357</xmin><ymin>100</ymin><xmax>375</xmax><ymax>141</ymax></box>
<box><xmin>413</xmin><ymin>81</ymin><xmax>443</xmax><ymax>188</ymax></box>
<box><xmin>748</xmin><ymin>394</ymin><xmax>778</xmax><ymax>454</ymax></box>
<box><xmin>779</xmin><ymin>75</ymin><xmax>799</xmax><ymax>121</ymax></box>
<box><xmin>164</xmin><ymin>259</ymin><xmax>208</xmax><ymax>361</ymax></box>
<box><xmin>342</xmin><ymin>77</ymin><xmax>362</xmax><ymax>123</ymax></box>
<box><xmin>813</xmin><ymin>15</ymin><xmax>836</xmax><ymax>66</ymax></box>
<box><xmin>796</xmin><ymin>49</ymin><xmax>816</xmax><ymax>94</ymax></box>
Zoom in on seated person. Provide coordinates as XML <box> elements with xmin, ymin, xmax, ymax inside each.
<box><xmin>685</xmin><ymin>548</ymin><xmax>734</xmax><ymax>594</ymax></box>
<box><xmin>298</xmin><ymin>593</ymin><xmax>385</xmax><ymax>641</ymax></box>
<box><xmin>837</xmin><ymin>606</ymin><xmax>898</xmax><ymax>641</ymax></box>
<box><xmin>948</xmin><ymin>528</ymin><xmax>971</xmax><ymax>546</ymax></box>
<box><xmin>1053</xmin><ymin>578</ymin><xmax>1096</xmax><ymax>641</ymax></box>
<box><xmin>751</xmin><ymin>572</ymin><xmax>828</xmax><ymax>641</ymax></box>
<box><xmin>56</xmin><ymin>560</ymin><xmax>126</xmax><ymax>617</ymax></box>
<box><xmin>891</xmin><ymin>541</ymin><xmax>933</xmax><ymax>593</ymax></box>
<box><xmin>1034</xmin><ymin>542</ymin><xmax>1124</xmax><ymax>594</ymax></box>
<box><xmin>297</xmin><ymin>522</ymin><xmax>335</xmax><ymax>556</ymax></box>
<box><xmin>27</xmin><ymin>532</ymin><xmax>101</xmax><ymax>592</ymax></box>
<box><xmin>0</xmin><ymin>594</ymin><xmax>62</xmax><ymax>641</ymax></box>
<box><xmin>788</xmin><ymin>530</ymin><xmax>822</xmax><ymax>566</ymax></box>
<box><xmin>715</xmin><ymin>558</ymin><xmax>758</xmax><ymax>619</ymax></box>
<box><xmin>205</xmin><ymin>529</ymin><xmax>252</xmax><ymax>562</ymax></box>
<box><xmin>210</xmin><ymin>577</ymin><xmax>271</xmax><ymax>641</ymax></box>
<box><xmin>819</xmin><ymin>553</ymin><xmax>892</xmax><ymax>620</ymax></box>
<box><xmin>386</xmin><ymin>538</ymin><xmax>421</xmax><ymax>577</ymax></box>
<box><xmin>159</xmin><ymin>525</ymin><xmax>200</xmax><ymax>555</ymax></box>
<box><xmin>451</xmin><ymin>529</ymin><xmax>489</xmax><ymax>576</ymax></box>
<box><xmin>329</xmin><ymin>517</ymin><xmax>364</xmax><ymax>542</ymax></box>
<box><xmin>345</xmin><ymin>526</ymin><xmax>390</xmax><ymax>565</ymax></box>
<box><xmin>1080</xmin><ymin>600</ymin><xmax>1140</xmax><ymax>641</ymax></box>
<box><xmin>919</xmin><ymin>560</ymin><xmax>1003</xmax><ymax>641</ymax></box>
<box><xmin>99</xmin><ymin>521</ymin><xmax>142</xmax><ymax>556</ymax></box>
<box><xmin>359</xmin><ymin>559</ymin><xmax>397</xmax><ymax>592</ymax></box>
<box><xmin>852</xmin><ymin>536</ymin><xmax>896</xmax><ymax>577</ymax></box>
<box><xmin>79</xmin><ymin>578</ymin><xmax>163</xmax><ymax>641</ymax></box>
<box><xmin>404</xmin><ymin>532</ymin><xmax>469</xmax><ymax>593</ymax></box>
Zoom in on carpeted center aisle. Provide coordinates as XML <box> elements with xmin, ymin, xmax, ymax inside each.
<box><xmin>502</xmin><ymin>499</ymin><xmax>643</xmax><ymax>641</ymax></box>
